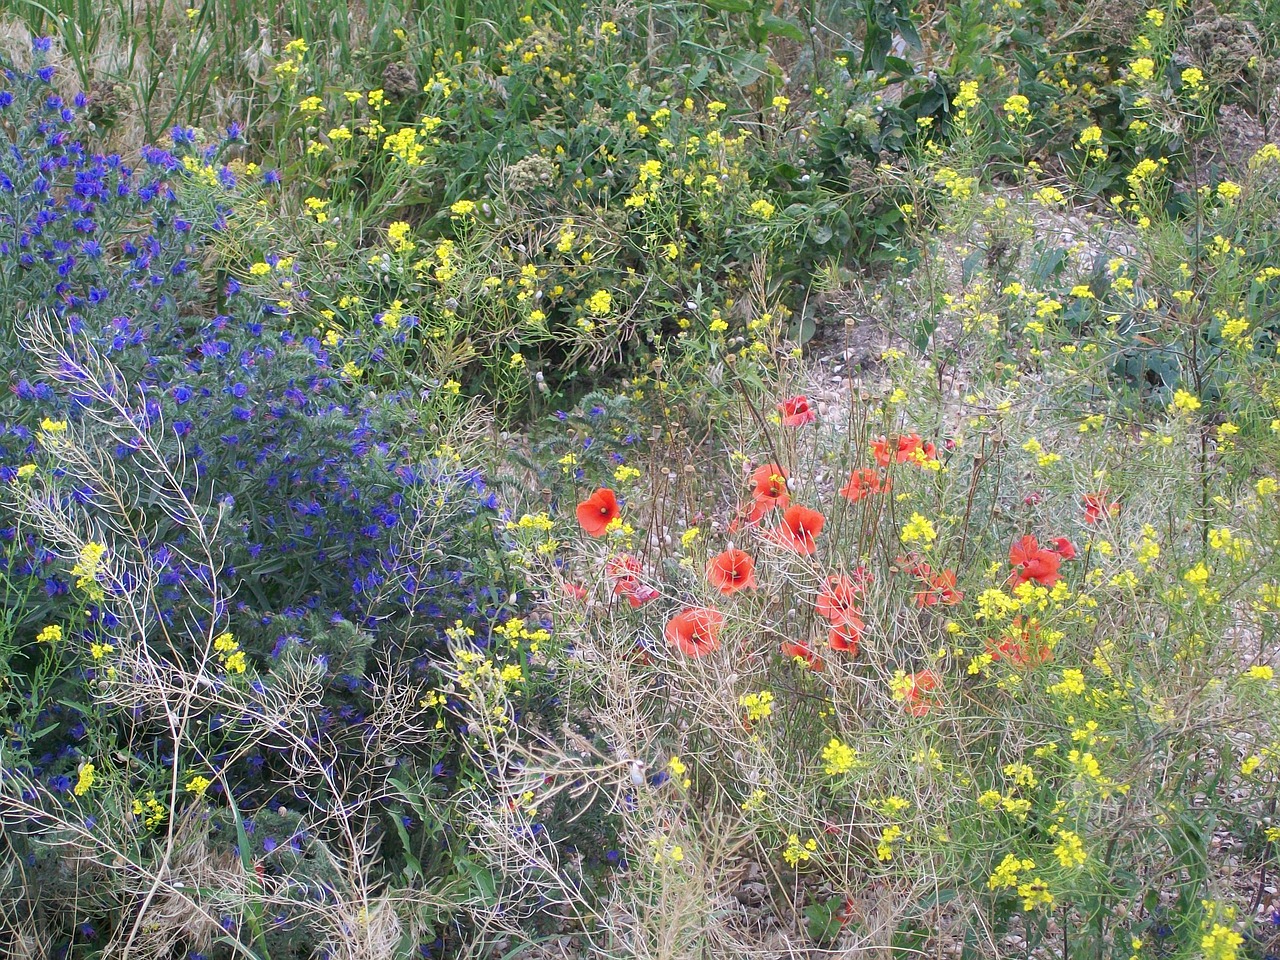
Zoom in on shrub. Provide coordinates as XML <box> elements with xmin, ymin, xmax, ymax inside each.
<box><xmin>475</xmin><ymin>336</ymin><xmax>1280</xmax><ymax>957</ymax></box>
<box><xmin>220</xmin><ymin>14</ymin><xmax>938</xmax><ymax>411</ymax></box>
<box><xmin>445</xmin><ymin>84</ymin><xmax>1280</xmax><ymax>957</ymax></box>
<box><xmin>0</xmin><ymin>43</ymin><xmax>521</xmax><ymax>957</ymax></box>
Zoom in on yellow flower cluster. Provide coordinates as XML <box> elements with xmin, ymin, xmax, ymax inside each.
<box><xmin>988</xmin><ymin>852</ymin><xmax>1035</xmax><ymax>890</ymax></box>
<box><xmin>822</xmin><ymin>737</ymin><xmax>859</xmax><ymax>775</ymax></box>
<box><xmin>668</xmin><ymin>755</ymin><xmax>691</xmax><ymax>788</ymax></box>
<box><xmin>388</xmin><ymin>221</ymin><xmax>416</xmax><ymax>254</ymax></box>
<box><xmin>71</xmin><ymin>542</ymin><xmax>108</xmax><ymax>600</ymax></box>
<box><xmin>73</xmin><ymin>763</ymin><xmax>95</xmax><ymax>796</ymax></box>
<box><xmin>739</xmin><ymin>690</ymin><xmax>774</xmax><ymax>722</ymax></box>
<box><xmin>1201</xmin><ymin>923</ymin><xmax>1243</xmax><ymax>960</ymax></box>
<box><xmin>784</xmin><ymin>833</ymin><xmax>817</xmax><ymax>867</ymax></box>
<box><xmin>900</xmin><ymin>513</ymin><xmax>937</xmax><ymax>546</ymax></box>
<box><xmin>133</xmin><ymin>792</ymin><xmax>166</xmax><ymax>829</ymax></box>
<box><xmin>213</xmin><ymin>631</ymin><xmax>246</xmax><ymax>674</ymax></box>
<box><xmin>1051</xmin><ymin>826</ymin><xmax>1087</xmax><ymax>868</ymax></box>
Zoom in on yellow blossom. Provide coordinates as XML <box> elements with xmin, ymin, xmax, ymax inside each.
<box><xmin>585</xmin><ymin>290</ymin><xmax>613</xmax><ymax>315</ymax></box>
<box><xmin>900</xmin><ymin>513</ymin><xmax>937</xmax><ymax>546</ymax></box>
<box><xmin>1201</xmin><ymin>923</ymin><xmax>1243</xmax><ymax>960</ymax></box>
<box><xmin>1003</xmin><ymin>94</ymin><xmax>1030</xmax><ymax>117</ymax></box>
<box><xmin>822</xmin><ymin>737</ymin><xmax>859</xmax><ymax>775</ymax></box>
<box><xmin>1129</xmin><ymin>58</ymin><xmax>1156</xmax><ymax>82</ymax></box>
<box><xmin>73</xmin><ymin>763</ymin><xmax>95</xmax><ymax>796</ymax></box>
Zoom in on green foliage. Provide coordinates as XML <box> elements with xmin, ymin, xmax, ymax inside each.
<box><xmin>4</xmin><ymin>0</ymin><xmax>1280</xmax><ymax>954</ymax></box>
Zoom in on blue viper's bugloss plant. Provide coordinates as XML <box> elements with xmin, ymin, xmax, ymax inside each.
<box><xmin>0</xmin><ymin>44</ymin><xmax>523</xmax><ymax>954</ymax></box>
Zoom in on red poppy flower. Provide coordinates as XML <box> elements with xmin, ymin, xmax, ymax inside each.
<box><xmin>751</xmin><ymin>463</ymin><xmax>789</xmax><ymax>500</ymax></box>
<box><xmin>1082</xmin><ymin>492</ymin><xmax>1120</xmax><ymax>525</ymax></box>
<box><xmin>606</xmin><ymin>552</ymin><xmax>641</xmax><ymax>583</ymax></box>
<box><xmin>839</xmin><ymin>467</ymin><xmax>891</xmax><ymax>502</ymax></box>
<box><xmin>664</xmin><ymin>607</ymin><xmax>724</xmax><ymax>657</ymax></box>
<box><xmin>563</xmin><ymin>582</ymin><xmax>589</xmax><ymax>601</ymax></box>
<box><xmin>576</xmin><ymin>487</ymin><xmax>620</xmax><ymax>537</ymax></box>
<box><xmin>707</xmin><ymin>548</ymin><xmax>758</xmax><ymax>595</ymax></box>
<box><xmin>747</xmin><ymin>463</ymin><xmax>790</xmax><ymax>523</ymax></box>
<box><xmin>891</xmin><ymin>553</ymin><xmax>932</xmax><ymax>579</ymax></box>
<box><xmin>902</xmin><ymin>670</ymin><xmax>941</xmax><ymax>716</ymax></box>
<box><xmin>915</xmin><ymin>569</ymin><xmax>963</xmax><ymax>607</ymax></box>
<box><xmin>872</xmin><ymin>433</ymin><xmax>937</xmax><ymax>467</ymax></box>
<box><xmin>871</xmin><ymin>436</ymin><xmax>893</xmax><ymax>466</ymax></box>
<box><xmin>606</xmin><ymin>553</ymin><xmax>658</xmax><ymax>607</ymax></box>
<box><xmin>1050</xmin><ymin>537</ymin><xmax>1077</xmax><ymax>560</ymax></box>
<box><xmin>828</xmin><ymin>618</ymin><xmax>864</xmax><ymax>654</ymax></box>
<box><xmin>765</xmin><ymin>505</ymin><xmax>825</xmax><ymax>555</ymax></box>
<box><xmin>987</xmin><ymin>616</ymin><xmax>1054</xmax><ymax>668</ymax></box>
<box><xmin>625</xmin><ymin>585</ymin><xmax>660</xmax><ymax>607</ymax></box>
<box><xmin>781</xmin><ymin>639</ymin><xmax>824</xmax><ymax>671</ymax></box>
<box><xmin>628</xmin><ymin>641</ymin><xmax>654</xmax><ymax>667</ymax></box>
<box><xmin>778</xmin><ymin>395</ymin><xmax>816</xmax><ymax>426</ymax></box>
<box><xmin>1008</xmin><ymin>535</ymin><xmax>1062</xmax><ymax>588</ymax></box>
<box><xmin>816</xmin><ymin>574</ymin><xmax>863</xmax><ymax>624</ymax></box>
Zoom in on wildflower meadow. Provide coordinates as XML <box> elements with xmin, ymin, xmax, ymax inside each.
<box><xmin>1</xmin><ymin>0</ymin><xmax>1279</xmax><ymax>958</ymax></box>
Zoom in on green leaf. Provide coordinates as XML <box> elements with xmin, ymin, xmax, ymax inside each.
<box><xmin>390</xmin><ymin>807</ymin><xmax>423</xmax><ymax>879</ymax></box>
<box><xmin>803</xmin><ymin>897</ymin><xmax>846</xmax><ymax>944</ymax></box>
<box><xmin>759</xmin><ymin>12</ymin><xmax>807</xmax><ymax>42</ymax></box>
<box><xmin>724</xmin><ymin>49</ymin><xmax>769</xmax><ymax>84</ymax></box>
<box><xmin>456</xmin><ymin>856</ymin><xmax>500</xmax><ymax>907</ymax></box>
<box><xmin>961</xmin><ymin>247</ymin><xmax>984</xmax><ymax>286</ymax></box>
<box><xmin>897</xmin><ymin>14</ymin><xmax>922</xmax><ymax>50</ymax></box>
<box><xmin>1029</xmin><ymin>246</ymin><xmax>1067</xmax><ymax>286</ymax></box>
<box><xmin>225</xmin><ymin>792</ymin><xmax>272</xmax><ymax>959</ymax></box>
<box><xmin>789</xmin><ymin>311</ymin><xmax>818</xmax><ymax>345</ymax></box>
<box><xmin>882</xmin><ymin>56</ymin><xmax>916</xmax><ymax>79</ymax></box>
<box><xmin>701</xmin><ymin>0</ymin><xmax>755</xmax><ymax>12</ymax></box>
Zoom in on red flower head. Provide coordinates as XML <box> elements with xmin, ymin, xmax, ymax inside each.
<box><xmin>1082</xmin><ymin>492</ymin><xmax>1120</xmax><ymax>525</ymax></box>
<box><xmin>1050</xmin><ymin>537</ymin><xmax>1077</xmax><ymax>560</ymax></box>
<box><xmin>606</xmin><ymin>552</ymin><xmax>641</xmax><ymax>583</ymax></box>
<box><xmin>828</xmin><ymin>618</ymin><xmax>864</xmax><ymax>654</ymax></box>
<box><xmin>781</xmin><ymin>640</ymin><xmax>825</xmax><ymax>671</ymax></box>
<box><xmin>816</xmin><ymin>574</ymin><xmax>863</xmax><ymax>624</ymax></box>
<box><xmin>563</xmin><ymin>582</ymin><xmax>589</xmax><ymax>602</ymax></box>
<box><xmin>576</xmin><ymin>487</ymin><xmax>620</xmax><ymax>537</ymax></box>
<box><xmin>606</xmin><ymin>553</ymin><xmax>659</xmax><ymax>607</ymax></box>
<box><xmin>987</xmin><ymin>616</ymin><xmax>1054</xmax><ymax>668</ymax></box>
<box><xmin>915</xmin><ymin>569</ymin><xmax>963</xmax><ymax>607</ymax></box>
<box><xmin>707</xmin><ymin>549</ymin><xmax>758</xmax><ymax>595</ymax></box>
<box><xmin>623</xmin><ymin>584</ymin><xmax>659</xmax><ymax>608</ymax></box>
<box><xmin>839</xmin><ymin>467</ymin><xmax>891</xmax><ymax>502</ymax></box>
<box><xmin>872</xmin><ymin>433</ymin><xmax>937</xmax><ymax>467</ymax></box>
<box><xmin>765</xmin><ymin>505</ymin><xmax>825</xmax><ymax>555</ymax></box>
<box><xmin>747</xmin><ymin>463</ymin><xmax>790</xmax><ymax>523</ymax></box>
<box><xmin>901</xmin><ymin>670</ymin><xmax>941</xmax><ymax>717</ymax></box>
<box><xmin>1008</xmin><ymin>535</ymin><xmax>1062</xmax><ymax>588</ymax></box>
<box><xmin>871</xmin><ymin>436</ymin><xmax>893</xmax><ymax>467</ymax></box>
<box><xmin>664</xmin><ymin>607</ymin><xmax>724</xmax><ymax>657</ymax></box>
<box><xmin>891</xmin><ymin>553</ymin><xmax>932</xmax><ymax>579</ymax></box>
<box><xmin>778</xmin><ymin>395</ymin><xmax>817</xmax><ymax>426</ymax></box>
<box><xmin>629</xmin><ymin>641</ymin><xmax>654</xmax><ymax>667</ymax></box>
